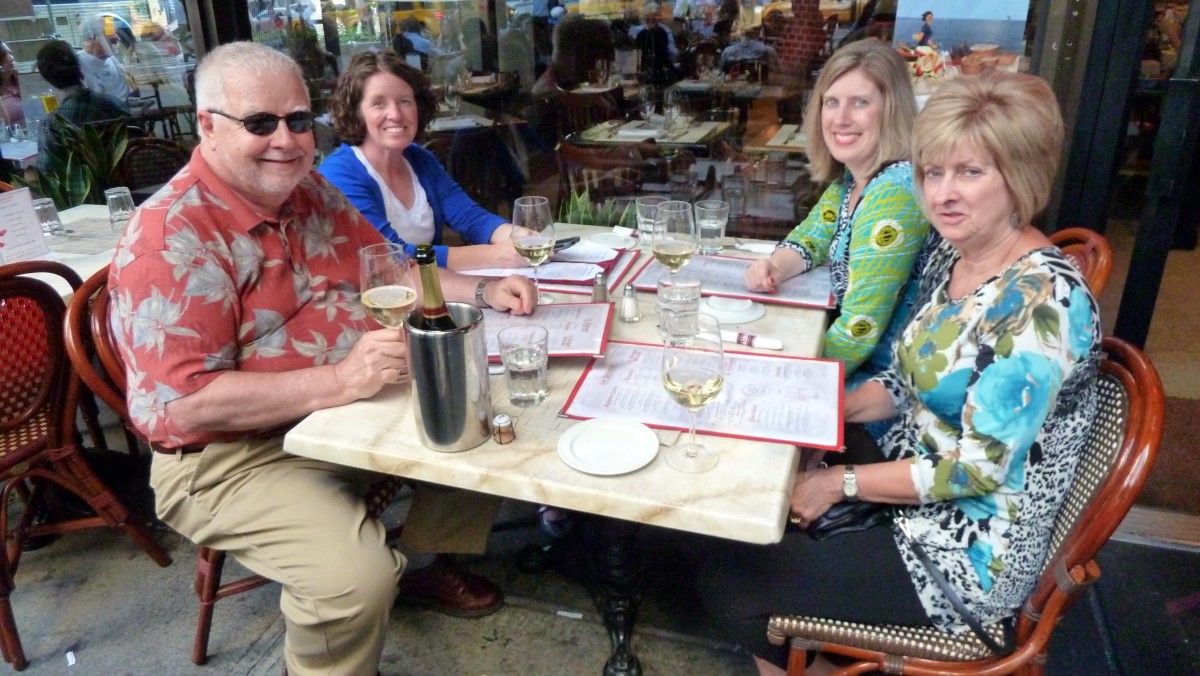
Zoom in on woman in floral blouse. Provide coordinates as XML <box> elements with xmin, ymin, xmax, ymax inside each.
<box><xmin>743</xmin><ymin>39</ymin><xmax>932</xmax><ymax>390</ymax></box>
<box><xmin>700</xmin><ymin>72</ymin><xmax>1101</xmax><ymax>674</ymax></box>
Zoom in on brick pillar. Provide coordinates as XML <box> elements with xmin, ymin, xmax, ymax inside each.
<box><xmin>776</xmin><ymin>1</ymin><xmax>829</xmax><ymax>83</ymax></box>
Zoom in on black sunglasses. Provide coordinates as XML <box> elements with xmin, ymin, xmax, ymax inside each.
<box><xmin>207</xmin><ymin>109</ymin><xmax>316</xmax><ymax>136</ymax></box>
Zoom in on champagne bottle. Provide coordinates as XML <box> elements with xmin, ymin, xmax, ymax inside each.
<box><xmin>413</xmin><ymin>244</ymin><xmax>458</xmax><ymax>331</ymax></box>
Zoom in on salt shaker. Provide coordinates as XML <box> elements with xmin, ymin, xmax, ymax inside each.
<box><xmin>619</xmin><ymin>284</ymin><xmax>641</xmax><ymax>322</ymax></box>
<box><xmin>591</xmin><ymin>271</ymin><xmax>608</xmax><ymax>303</ymax></box>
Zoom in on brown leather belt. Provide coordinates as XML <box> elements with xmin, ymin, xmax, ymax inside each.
<box><xmin>149</xmin><ymin>442</ymin><xmax>207</xmax><ymax>455</ymax></box>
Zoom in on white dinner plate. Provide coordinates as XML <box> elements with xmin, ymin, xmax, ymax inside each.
<box><xmin>557</xmin><ymin>418</ymin><xmax>659</xmax><ymax>476</ymax></box>
<box><xmin>588</xmin><ymin>233</ymin><xmax>636</xmax><ymax>250</ymax></box>
<box><xmin>702</xmin><ymin>296</ymin><xmax>766</xmax><ymax>325</ymax></box>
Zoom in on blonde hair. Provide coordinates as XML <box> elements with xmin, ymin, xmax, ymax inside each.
<box><xmin>803</xmin><ymin>39</ymin><xmax>916</xmax><ymax>182</ymax></box>
<box><xmin>911</xmin><ymin>72</ymin><xmax>1064</xmax><ymax>226</ymax></box>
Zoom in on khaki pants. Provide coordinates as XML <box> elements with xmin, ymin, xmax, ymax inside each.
<box><xmin>150</xmin><ymin>436</ymin><xmax>499</xmax><ymax>675</ymax></box>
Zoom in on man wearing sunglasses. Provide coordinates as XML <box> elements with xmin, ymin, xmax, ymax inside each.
<box><xmin>108</xmin><ymin>42</ymin><xmax>536</xmax><ymax>676</ymax></box>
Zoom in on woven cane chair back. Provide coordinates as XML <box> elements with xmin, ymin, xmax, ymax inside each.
<box><xmin>118</xmin><ymin>137</ymin><xmax>190</xmax><ymax>195</ymax></box>
<box><xmin>766</xmin><ymin>337</ymin><xmax>1163</xmax><ymax>674</ymax></box>
<box><xmin>0</xmin><ymin>262</ymin><xmax>80</xmax><ymax>459</ymax></box>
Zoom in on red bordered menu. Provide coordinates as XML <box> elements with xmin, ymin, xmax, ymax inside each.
<box><xmin>483</xmin><ymin>302</ymin><xmax>614</xmax><ymax>362</ymax></box>
<box><xmin>630</xmin><ymin>255</ymin><xmax>836</xmax><ymax>309</ymax></box>
<box><xmin>562</xmin><ymin>341</ymin><xmax>845</xmax><ymax>449</ymax></box>
<box><xmin>541</xmin><ymin>249</ymin><xmax>640</xmax><ymax>296</ymax></box>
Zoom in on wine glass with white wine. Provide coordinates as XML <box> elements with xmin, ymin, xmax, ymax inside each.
<box><xmin>652</xmin><ymin>200</ymin><xmax>699</xmax><ymax>280</ymax></box>
<box><xmin>359</xmin><ymin>242</ymin><xmax>418</xmax><ymax>376</ymax></box>
<box><xmin>511</xmin><ymin>195</ymin><xmax>557</xmax><ymax>305</ymax></box>
<box><xmin>661</xmin><ymin>311</ymin><xmax>725</xmax><ymax>473</ymax></box>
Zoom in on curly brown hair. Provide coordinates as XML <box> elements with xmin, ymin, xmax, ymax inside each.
<box><xmin>328</xmin><ymin>50</ymin><xmax>438</xmax><ymax>146</ymax></box>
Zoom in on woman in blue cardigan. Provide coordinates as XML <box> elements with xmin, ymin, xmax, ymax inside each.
<box><xmin>320</xmin><ymin>50</ymin><xmax>532</xmax><ymax>269</ymax></box>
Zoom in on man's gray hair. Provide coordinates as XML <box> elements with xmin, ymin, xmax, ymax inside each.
<box><xmin>195</xmin><ymin>42</ymin><xmax>306</xmax><ymax>114</ymax></box>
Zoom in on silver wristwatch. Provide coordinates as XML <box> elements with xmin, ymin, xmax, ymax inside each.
<box><xmin>842</xmin><ymin>464</ymin><xmax>860</xmax><ymax>501</ymax></box>
<box><xmin>474</xmin><ymin>279</ymin><xmax>491</xmax><ymax>308</ymax></box>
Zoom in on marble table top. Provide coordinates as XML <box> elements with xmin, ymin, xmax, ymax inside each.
<box><xmin>284</xmin><ymin>224</ymin><xmax>828</xmax><ymax>545</ymax></box>
<box><xmin>28</xmin><ymin>204</ymin><xmax>118</xmax><ymax>299</ymax></box>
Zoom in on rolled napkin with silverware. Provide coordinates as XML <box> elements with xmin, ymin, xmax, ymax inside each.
<box><xmin>720</xmin><ymin>329</ymin><xmax>782</xmax><ymax>350</ymax></box>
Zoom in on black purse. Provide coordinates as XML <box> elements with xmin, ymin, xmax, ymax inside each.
<box><xmin>804</xmin><ymin>423</ymin><xmax>892</xmax><ymax>540</ymax></box>
<box><xmin>805</xmin><ymin>500</ymin><xmax>893</xmax><ymax>540</ymax></box>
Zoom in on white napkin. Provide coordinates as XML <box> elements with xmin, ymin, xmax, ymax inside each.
<box><xmin>616</xmin><ymin>127</ymin><xmax>658</xmax><ymax>139</ymax></box>
<box><xmin>612</xmin><ymin>226</ymin><xmax>635</xmax><ymax>238</ymax></box>
<box><xmin>736</xmin><ymin>242</ymin><xmax>777</xmax><ymax>255</ymax></box>
<box><xmin>429</xmin><ymin>117</ymin><xmax>479</xmax><ymax>131</ymax></box>
<box><xmin>470</xmin><ymin>74</ymin><xmax>497</xmax><ymax>84</ymax></box>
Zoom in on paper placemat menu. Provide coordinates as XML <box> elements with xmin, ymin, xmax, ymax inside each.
<box><xmin>0</xmin><ymin>187</ymin><xmax>50</xmax><ymax>264</ymax></box>
<box><xmin>631</xmin><ymin>255</ymin><xmax>835</xmax><ymax>309</ymax></box>
<box><xmin>44</xmin><ymin>217</ymin><xmax>121</xmax><ymax>255</ymax></box>
<box><xmin>473</xmin><ymin>239</ymin><xmax>622</xmax><ymax>285</ymax></box>
<box><xmin>766</xmin><ymin>124</ymin><xmax>807</xmax><ymax>148</ymax></box>
<box><xmin>483</xmin><ymin>302</ymin><xmax>614</xmax><ymax>361</ymax></box>
<box><xmin>563</xmin><ymin>341</ymin><xmax>844</xmax><ymax>449</ymax></box>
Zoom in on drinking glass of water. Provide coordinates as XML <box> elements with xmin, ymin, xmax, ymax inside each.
<box><xmin>498</xmin><ymin>325</ymin><xmax>550</xmax><ymax>406</ymax></box>
<box><xmin>105</xmin><ymin>187</ymin><xmax>136</xmax><ymax>232</ymax></box>
<box><xmin>694</xmin><ymin>200</ymin><xmax>729</xmax><ymax>255</ymax></box>
<box><xmin>32</xmin><ymin>198</ymin><xmax>67</xmax><ymax>236</ymax></box>
<box><xmin>635</xmin><ymin>195</ymin><xmax>667</xmax><ymax>250</ymax></box>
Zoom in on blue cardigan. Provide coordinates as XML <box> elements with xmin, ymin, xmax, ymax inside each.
<box><xmin>318</xmin><ymin>143</ymin><xmax>506</xmax><ymax>267</ymax></box>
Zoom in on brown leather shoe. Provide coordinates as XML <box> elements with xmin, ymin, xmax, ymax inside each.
<box><xmin>397</xmin><ymin>555</ymin><xmax>503</xmax><ymax>618</ymax></box>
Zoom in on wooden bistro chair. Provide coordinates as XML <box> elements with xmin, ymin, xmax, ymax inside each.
<box><xmin>1049</xmin><ymin>227</ymin><xmax>1114</xmax><ymax>295</ymax></box>
<box><xmin>0</xmin><ymin>261</ymin><xmax>171</xmax><ymax>671</ymax></box>
<box><xmin>766</xmin><ymin>336</ymin><xmax>1164</xmax><ymax>675</ymax></box>
<box><xmin>424</xmin><ymin>126</ymin><xmax>521</xmax><ymax>217</ymax></box>
<box><xmin>554</xmin><ymin>141</ymin><xmax>659</xmax><ymax>218</ymax></box>
<box><xmin>556</xmin><ymin>89</ymin><xmax>623</xmax><ymax>138</ymax></box>
<box><xmin>117</xmin><ymin>137</ymin><xmax>191</xmax><ymax>202</ymax></box>
<box><xmin>64</xmin><ymin>267</ymin><xmax>407</xmax><ymax>665</ymax></box>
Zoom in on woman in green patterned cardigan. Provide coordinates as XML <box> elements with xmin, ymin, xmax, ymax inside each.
<box><xmin>744</xmin><ymin>39</ymin><xmax>933</xmax><ymax>390</ymax></box>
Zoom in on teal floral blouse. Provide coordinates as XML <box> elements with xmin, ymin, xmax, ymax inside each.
<box><xmin>874</xmin><ymin>240</ymin><xmax>1101</xmax><ymax>634</ymax></box>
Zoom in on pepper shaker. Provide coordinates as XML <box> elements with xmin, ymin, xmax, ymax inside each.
<box><xmin>591</xmin><ymin>271</ymin><xmax>608</xmax><ymax>303</ymax></box>
<box><xmin>619</xmin><ymin>283</ymin><xmax>641</xmax><ymax>322</ymax></box>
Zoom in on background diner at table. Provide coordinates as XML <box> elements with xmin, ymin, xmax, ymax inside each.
<box><xmin>698</xmin><ymin>70</ymin><xmax>1102</xmax><ymax>676</ymax></box>
<box><xmin>320</xmin><ymin>50</ymin><xmax>536</xmax><ymax>271</ymax></box>
<box><xmin>33</xmin><ymin>40</ymin><xmax>130</xmax><ymax>177</ymax></box>
<box><xmin>108</xmin><ymin>41</ymin><xmax>537</xmax><ymax>676</ymax></box>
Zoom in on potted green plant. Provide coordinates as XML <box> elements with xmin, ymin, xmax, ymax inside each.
<box><xmin>17</xmin><ymin>119</ymin><xmax>129</xmax><ymax>208</ymax></box>
<box><xmin>558</xmin><ymin>190</ymin><xmax>638</xmax><ymax>228</ymax></box>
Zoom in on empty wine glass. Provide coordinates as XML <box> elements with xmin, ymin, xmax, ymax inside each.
<box><xmin>359</xmin><ymin>242</ymin><xmax>418</xmax><ymax>376</ymax></box>
<box><xmin>444</xmin><ymin>70</ymin><xmax>467</xmax><ymax>117</ymax></box>
<box><xmin>639</xmin><ymin>86</ymin><xmax>656</xmax><ymax>121</ymax></box>
<box><xmin>592</xmin><ymin>59</ymin><xmax>610</xmax><ymax>86</ymax></box>
<box><xmin>511</xmin><ymin>195</ymin><xmax>556</xmax><ymax>305</ymax></box>
<box><xmin>652</xmin><ymin>200</ymin><xmax>699</xmax><ymax>279</ymax></box>
<box><xmin>661</xmin><ymin>311</ymin><xmax>724</xmax><ymax>472</ymax></box>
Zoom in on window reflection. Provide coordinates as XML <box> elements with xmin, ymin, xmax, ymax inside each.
<box><xmin>240</xmin><ymin>0</ymin><xmax>1051</xmax><ymax>243</ymax></box>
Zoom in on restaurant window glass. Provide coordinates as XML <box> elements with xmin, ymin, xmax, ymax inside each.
<box><xmin>270</xmin><ymin>1</ymin><xmax>1059</xmax><ymax>241</ymax></box>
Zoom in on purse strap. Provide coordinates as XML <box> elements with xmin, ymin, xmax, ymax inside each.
<box><xmin>902</xmin><ymin>520</ymin><xmax>1016</xmax><ymax>656</ymax></box>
